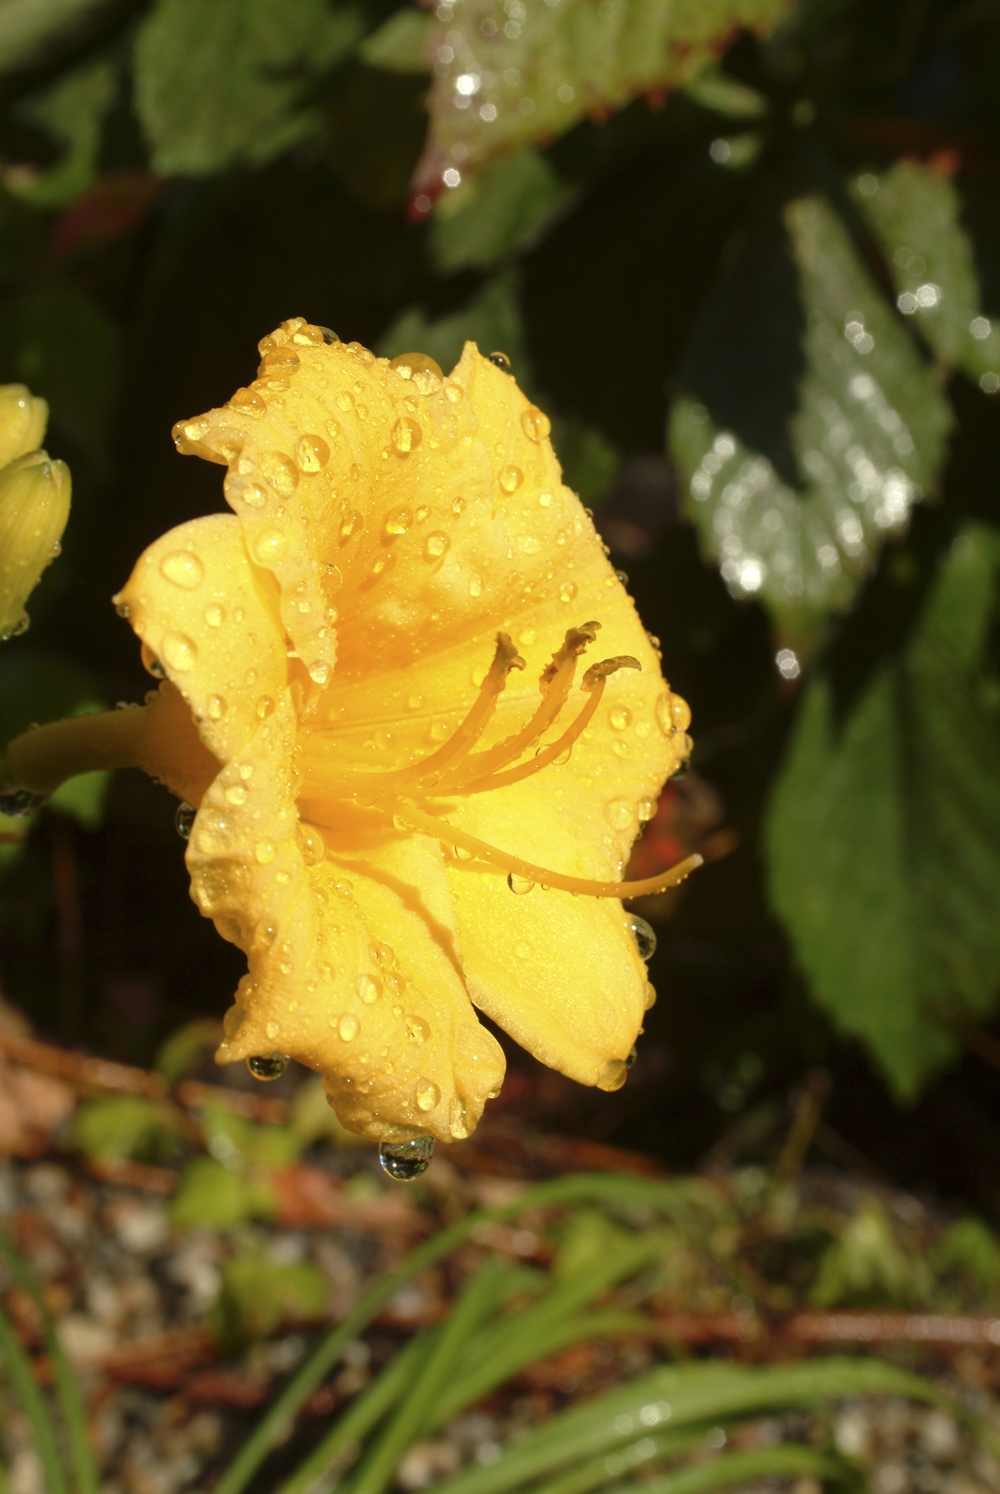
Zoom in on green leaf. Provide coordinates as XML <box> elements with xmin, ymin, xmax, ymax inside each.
<box><xmin>16</xmin><ymin>57</ymin><xmax>117</xmax><ymax>209</ymax></box>
<box><xmin>670</xmin><ymin>194</ymin><xmax>951</xmax><ymax>630</ymax></box>
<box><xmin>168</xmin><ymin>1155</ymin><xmax>278</xmax><ymax>1230</ymax></box>
<box><xmin>209</xmin><ymin>1252</ymin><xmax>329</xmax><ymax>1353</ymax></box>
<box><xmin>766</xmin><ymin>524</ymin><xmax>1000</xmax><ymax>1097</ymax></box>
<box><xmin>72</xmin><ymin>1094</ymin><xmax>183</xmax><ymax>1162</ymax></box>
<box><xmin>359</xmin><ymin>6</ymin><xmax>430</xmax><ymax>72</ymax></box>
<box><xmin>852</xmin><ymin>162</ymin><xmax>1000</xmax><ymax>393</ymax></box>
<box><xmin>413</xmin><ymin>0</ymin><xmax>791</xmax><ymax>190</ymax></box>
<box><xmin>0</xmin><ymin>282</ymin><xmax>117</xmax><ymax>467</ymax></box>
<box><xmin>810</xmin><ymin>1195</ymin><xmax>932</xmax><ymax>1308</ymax></box>
<box><xmin>680</xmin><ymin>66</ymin><xmax>768</xmax><ymax>117</ymax></box>
<box><xmin>199</xmin><ymin>1099</ymin><xmax>302</xmax><ymax>1169</ymax></box>
<box><xmin>154</xmin><ymin>1017</ymin><xmax>223</xmax><ymax>1085</ymax></box>
<box><xmin>133</xmin><ymin>0</ymin><xmax>363</xmax><ymax>176</ymax></box>
<box><xmin>431</xmin><ymin>147</ymin><xmax>578</xmax><ymax>271</ymax></box>
<box><xmin>931</xmin><ymin>1217</ymin><xmax>1000</xmax><ymax>1300</ymax></box>
<box><xmin>0</xmin><ymin>0</ymin><xmax>107</xmax><ymax>76</ymax></box>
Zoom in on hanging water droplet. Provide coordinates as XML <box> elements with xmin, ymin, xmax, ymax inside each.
<box><xmin>246</xmin><ymin>1053</ymin><xmax>289</xmax><ymax>1080</ymax></box>
<box><xmin>174</xmin><ymin>801</ymin><xmax>196</xmax><ymax>839</ymax></box>
<box><xmin>597</xmin><ymin>1057</ymin><xmax>628</xmax><ymax>1092</ymax></box>
<box><xmin>625</xmin><ymin>1045</ymin><xmax>638</xmax><ymax>1069</ymax></box>
<box><xmin>615</xmin><ymin>570</ymin><xmax>629</xmax><ymax>586</ymax></box>
<box><xmin>671</xmin><ymin>759</ymin><xmax>690</xmax><ymax>782</ymax></box>
<box><xmin>628</xmin><ymin>914</ymin><xmax>657</xmax><ymax>961</ymax></box>
<box><xmin>637</xmin><ymin>798</ymin><xmax>657</xmax><ymax>822</ymax></box>
<box><xmin>0</xmin><ymin>786</ymin><xmax>45</xmax><ymax>818</ymax></box>
<box><xmin>507</xmin><ymin>873</ymin><xmax>534</xmax><ymax>894</ymax></box>
<box><xmin>489</xmin><ymin>352</ymin><xmax>511</xmax><ymax>373</ymax></box>
<box><xmin>378</xmin><ymin>1136</ymin><xmax>435</xmax><ymax>1180</ymax></box>
<box><xmin>643</xmin><ymin>981</ymin><xmax>657</xmax><ymax>1010</ymax></box>
<box><xmin>141</xmin><ymin>644</ymin><xmax>166</xmax><ymax>679</ymax></box>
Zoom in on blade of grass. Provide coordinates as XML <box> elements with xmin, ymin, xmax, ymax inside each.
<box><xmin>430</xmin><ymin>1356</ymin><xmax>944</xmax><ymax>1494</ymax></box>
<box><xmin>351</xmin><ymin>1258</ymin><xmax>512</xmax><ymax>1494</ymax></box>
<box><xmin>527</xmin><ymin>1426</ymin><xmax>712</xmax><ymax>1494</ymax></box>
<box><xmin>428</xmin><ymin>1310</ymin><xmax>647</xmax><ymax>1433</ymax></box>
<box><xmin>0</xmin><ymin>1234</ymin><xmax>97</xmax><ymax>1494</ymax></box>
<box><xmin>275</xmin><ymin>1330</ymin><xmax>437</xmax><ymax>1494</ymax></box>
<box><xmin>213</xmin><ymin>1171</ymin><xmax>697</xmax><ymax>1494</ymax></box>
<box><xmin>596</xmin><ymin>1444</ymin><xmax>849</xmax><ymax>1494</ymax></box>
<box><xmin>0</xmin><ymin>1299</ymin><xmax>69</xmax><ymax>1494</ymax></box>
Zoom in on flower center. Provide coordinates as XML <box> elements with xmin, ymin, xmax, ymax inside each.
<box><xmin>296</xmin><ymin>623</ymin><xmax>700</xmax><ymax>899</ymax></box>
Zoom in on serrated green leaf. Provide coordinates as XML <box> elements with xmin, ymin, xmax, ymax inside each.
<box><xmin>0</xmin><ymin>0</ymin><xmax>107</xmax><ymax>76</ymax></box>
<box><xmin>359</xmin><ymin>6</ymin><xmax>430</xmax><ymax>71</ymax></box>
<box><xmin>766</xmin><ymin>524</ymin><xmax>1000</xmax><ymax>1097</ymax></box>
<box><xmin>852</xmin><ymin>161</ymin><xmax>1000</xmax><ymax>393</ymax></box>
<box><xmin>413</xmin><ymin>0</ymin><xmax>790</xmax><ymax>190</ymax></box>
<box><xmin>432</xmin><ymin>146</ymin><xmax>577</xmax><ymax>271</ymax></box>
<box><xmin>133</xmin><ymin>0</ymin><xmax>363</xmax><ymax>176</ymax></box>
<box><xmin>670</xmin><ymin>194</ymin><xmax>951</xmax><ymax>628</ymax></box>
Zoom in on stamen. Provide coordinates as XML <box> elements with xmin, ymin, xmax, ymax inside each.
<box><xmin>414</xmin><ymin>632</ymin><xmax>524</xmax><ymax>782</ymax></box>
<box><xmin>380</xmin><ymin>797</ymin><xmax>702</xmax><ymax>899</ymax></box>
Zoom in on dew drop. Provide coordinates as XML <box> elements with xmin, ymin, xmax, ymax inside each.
<box><xmin>174</xmin><ymin>801</ymin><xmax>196</xmax><ymax>839</ymax></box>
<box><xmin>605</xmin><ymin>798</ymin><xmax>637</xmax><ymax>832</ymax></box>
<box><xmin>469</xmin><ymin>574</ymin><xmax>483</xmax><ymax>598</ymax></box>
<box><xmin>516</xmin><ymin>534</ymin><xmax>540</xmax><ymax>554</ymax></box>
<box><xmin>161</xmin><ymin>632</ymin><xmax>197</xmax><ymax>672</ymax></box>
<box><xmin>452</xmin><ymin>497</ymin><xmax>466</xmax><ymax>516</ymax></box>
<box><xmin>256</xmin><ymin>696</ymin><xmax>275</xmax><ymax>719</ymax></box>
<box><xmin>612</xmin><ymin>739</ymin><xmax>631</xmax><ymax>758</ymax></box>
<box><xmin>637</xmin><ymin>797</ymin><xmax>657</xmax><ymax>822</ymax></box>
<box><xmin>253</xmin><ymin>528</ymin><xmax>288</xmax><ymax>563</ymax></box>
<box><xmin>391</xmin><ymin>416</ymin><xmax>423</xmax><ymax>455</ymax></box>
<box><xmin>518</xmin><ymin>627</ymin><xmax>536</xmax><ymax>646</ymax></box>
<box><xmin>488</xmin><ymin>351</ymin><xmax>511</xmax><ymax>373</ymax></box>
<box><xmin>520</xmin><ymin>406</ymin><xmax>551</xmax><ymax>442</ymax></box>
<box><xmin>336</xmin><ymin>391</ymin><xmax>354</xmax><ymax>411</ymax></box>
<box><xmin>230</xmin><ymin>388</ymin><xmax>266</xmax><ymax>417</ymax></box>
<box><xmin>227</xmin><ymin>475</ymin><xmax>268</xmax><ymax>509</ymax></box>
<box><xmin>449</xmin><ymin>1099</ymin><xmax>471</xmax><ymax>1140</ymax></box>
<box><xmin>340</xmin><ymin>511</ymin><xmax>362</xmax><ymax>544</ymax></box>
<box><xmin>356</xmin><ymin>974</ymin><xmax>379</xmax><ymax>1004</ymax></box>
<box><xmin>255</xmin><ymin>840</ymin><xmax>277</xmax><ymax>865</ymax></box>
<box><xmin>597</xmin><ymin>1058</ymin><xmax>628</xmax><ymax>1092</ymax></box>
<box><xmin>628</xmin><ymin>914</ymin><xmax>657</xmax><ymax>961</ymax></box>
<box><xmin>643</xmin><ymin>981</ymin><xmax>657</xmax><ymax>1011</ymax></box>
<box><xmin>670</xmin><ymin>694</ymin><xmax>692</xmax><ymax>731</ymax></box>
<box><xmin>372</xmin><ymin>944</ymin><xmax>395</xmax><ymax>967</ymax></box>
<box><xmin>424</xmin><ymin>532</ymin><xmax>450</xmax><ymax>560</ymax></box>
<box><xmin>208</xmin><ymin>695</ymin><xmax>226</xmax><ymax>720</ymax></box>
<box><xmin>309</xmin><ymin>660</ymin><xmax>331</xmax><ymax>687</ymax></box>
<box><xmin>261</xmin><ymin>348</ymin><xmax>299</xmax><ymax>373</ymax></box>
<box><xmin>384</xmin><ymin>508</ymin><xmax>413</xmax><ymax>537</ymax></box>
<box><xmin>225</xmin><ymin>783</ymin><xmax>248</xmax><ymax>807</ymax></box>
<box><xmin>405</xmin><ymin>1014</ymin><xmax>430</xmax><ymax>1044</ymax></box>
<box><xmin>454</xmin><ymin>844</ymin><xmax>475</xmax><ymax>860</ymax></box>
<box><xmin>558</xmin><ymin>581</ymin><xmax>577</xmax><ymax>603</ymax></box>
<box><xmin>247</xmin><ymin>1053</ymin><xmax>289</xmax><ymax>1080</ymax></box>
<box><xmin>159</xmin><ymin>550</ymin><xmax>204</xmax><ymax>589</ymax></box>
<box><xmin>538</xmin><ymin>490</ymin><xmax>553</xmax><ymax>508</ymax></box>
<box><xmin>609</xmin><ymin>706</ymin><xmax>632</xmax><ymax>731</ymax></box>
<box><xmin>196</xmin><ymin>810</ymin><xmax>234</xmax><ymax>854</ymax></box>
<box><xmin>416</xmin><ymin>1080</ymin><xmax>440</xmax><ymax>1112</ymax></box>
<box><xmin>204</xmin><ymin>603</ymin><xmax>226</xmax><ymax>628</ymax></box>
<box><xmin>500</xmin><ymin>465</ymin><xmax>523</xmax><ymax>494</ymax></box>
<box><xmin>626</xmin><ymin>1045</ymin><xmax>638</xmax><ymax>1069</ymax></box>
<box><xmin>319</xmin><ymin>327</ymin><xmax>339</xmax><ymax>344</ymax></box>
<box><xmin>378</xmin><ymin>1136</ymin><xmax>435</xmax><ymax>1180</ymax></box>
<box><xmin>338</xmin><ymin>1013</ymin><xmax>359</xmax><ymax>1042</ymax></box>
<box><xmin>296</xmin><ymin>434</ymin><xmax>329</xmax><ymax>472</ymax></box>
<box><xmin>298</xmin><ymin>823</ymin><xmax>326</xmax><ymax>865</ymax></box>
<box><xmin>507</xmin><ymin>873</ymin><xmax>534</xmax><ymax>894</ymax></box>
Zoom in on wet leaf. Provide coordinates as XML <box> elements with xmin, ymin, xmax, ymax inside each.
<box><xmin>133</xmin><ymin>0</ymin><xmax>363</xmax><ymax>176</ymax></box>
<box><xmin>0</xmin><ymin>0</ymin><xmax>108</xmax><ymax>76</ymax></box>
<box><xmin>411</xmin><ymin>0</ymin><xmax>792</xmax><ymax>194</ymax></box>
<box><xmin>852</xmin><ymin>161</ymin><xmax>1000</xmax><ymax>394</ymax></box>
<box><xmin>431</xmin><ymin>146</ymin><xmax>577</xmax><ymax>271</ymax></box>
<box><xmin>766</xmin><ymin>524</ymin><xmax>1000</xmax><ymax>1097</ymax></box>
<box><xmin>670</xmin><ymin>194</ymin><xmax>951</xmax><ymax>629</ymax></box>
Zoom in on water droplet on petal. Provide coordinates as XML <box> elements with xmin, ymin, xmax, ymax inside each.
<box><xmin>405</xmin><ymin>1014</ymin><xmax>430</xmax><ymax>1044</ymax></box>
<box><xmin>356</xmin><ymin>975</ymin><xmax>379</xmax><ymax>1004</ymax></box>
<box><xmin>308</xmin><ymin>661</ymin><xmax>331</xmax><ymax>687</ymax></box>
<box><xmin>230</xmin><ymin>388</ymin><xmax>266</xmax><ymax>417</ymax></box>
<box><xmin>340</xmin><ymin>511</ymin><xmax>362</xmax><ymax>544</ymax></box>
<box><xmin>384</xmin><ymin>508</ymin><xmax>413</xmax><ymax>537</ymax></box>
<box><xmin>416</xmin><ymin>1080</ymin><xmax>440</xmax><ymax>1112</ymax></box>
<box><xmin>208</xmin><ymin>695</ymin><xmax>226</xmax><ymax>720</ymax></box>
<box><xmin>507</xmin><ymin>873</ymin><xmax>534</xmax><ymax>894</ymax></box>
<box><xmin>379</xmin><ymin>1136</ymin><xmax>435</xmax><ymax>1180</ymax></box>
<box><xmin>609</xmin><ymin>706</ymin><xmax>632</xmax><ymax>731</ymax></box>
<box><xmin>260</xmin><ymin>452</ymin><xmax>299</xmax><ymax>496</ymax></box>
<box><xmin>296</xmin><ymin>434</ymin><xmax>329</xmax><ymax>472</ymax></box>
<box><xmin>161</xmin><ymin>632</ymin><xmax>197</xmax><ymax>672</ymax></box>
<box><xmin>538</xmin><ymin>490</ymin><xmax>552</xmax><ymax>508</ymax></box>
<box><xmin>469</xmin><ymin>574</ymin><xmax>483</xmax><ymax>598</ymax></box>
<box><xmin>488</xmin><ymin>352</ymin><xmax>511</xmax><ymax>373</ymax></box>
<box><xmin>637</xmin><ymin>798</ymin><xmax>657</xmax><ymax>822</ymax></box>
<box><xmin>174</xmin><ymin>801</ymin><xmax>196</xmax><ymax>838</ymax></box>
<box><xmin>225</xmin><ymin>783</ymin><xmax>248</xmax><ymax>807</ymax></box>
<box><xmin>253</xmin><ymin>528</ymin><xmax>288</xmax><ymax>563</ymax></box>
<box><xmin>256</xmin><ymin>696</ymin><xmax>275</xmax><ymax>719</ymax></box>
<box><xmin>391</xmin><ymin>416</ymin><xmax>423</xmax><ymax>455</ymax></box>
<box><xmin>516</xmin><ymin>534</ymin><xmax>540</xmax><ymax>554</ymax></box>
<box><xmin>298</xmin><ymin>823</ymin><xmax>326</xmax><ymax>865</ymax></box>
<box><xmin>454</xmin><ymin>844</ymin><xmax>475</xmax><ymax>860</ymax></box>
<box><xmin>628</xmin><ymin>914</ymin><xmax>657</xmax><ymax>961</ymax></box>
<box><xmin>424</xmin><ymin>532</ymin><xmax>450</xmax><ymax>560</ymax></box>
<box><xmin>339</xmin><ymin>1013</ymin><xmax>359</xmax><ymax>1041</ymax></box>
<box><xmin>500</xmin><ymin>465</ymin><xmax>523</xmax><ymax>494</ymax></box>
<box><xmin>204</xmin><ymin>603</ymin><xmax>226</xmax><ymax>627</ymax></box>
<box><xmin>160</xmin><ymin>551</ymin><xmax>204</xmax><ymax>589</ymax></box>
<box><xmin>247</xmin><ymin>1053</ymin><xmax>288</xmax><ymax>1080</ymax></box>
<box><xmin>625</xmin><ymin>1045</ymin><xmax>638</xmax><ymax>1069</ymax></box>
<box><xmin>558</xmin><ymin>581</ymin><xmax>577</xmax><ymax>603</ymax></box>
<box><xmin>449</xmin><ymin>1098</ymin><xmax>471</xmax><ymax>1139</ymax></box>
<box><xmin>319</xmin><ymin>327</ymin><xmax>339</xmax><ymax>344</ymax></box>
<box><xmin>255</xmin><ymin>840</ymin><xmax>277</xmax><ymax>865</ymax></box>
<box><xmin>605</xmin><ymin>798</ymin><xmax>637</xmax><ymax>832</ymax></box>
<box><xmin>670</xmin><ymin>694</ymin><xmax>692</xmax><ymax>731</ymax></box>
<box><xmin>520</xmin><ymin>406</ymin><xmax>551</xmax><ymax>442</ymax></box>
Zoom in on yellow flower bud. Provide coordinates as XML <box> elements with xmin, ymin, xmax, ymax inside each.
<box><xmin>0</xmin><ymin>450</ymin><xmax>71</xmax><ymax>640</ymax></box>
<box><xmin>0</xmin><ymin>385</ymin><xmax>48</xmax><ymax>469</ymax></box>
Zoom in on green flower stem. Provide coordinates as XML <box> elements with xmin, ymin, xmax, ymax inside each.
<box><xmin>6</xmin><ymin>708</ymin><xmax>148</xmax><ymax>797</ymax></box>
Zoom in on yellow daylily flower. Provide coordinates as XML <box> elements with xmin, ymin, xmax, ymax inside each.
<box><xmin>0</xmin><ymin>385</ymin><xmax>69</xmax><ymax>642</ymax></box>
<box><xmin>6</xmin><ymin>320</ymin><xmax>696</xmax><ymax>1149</ymax></box>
